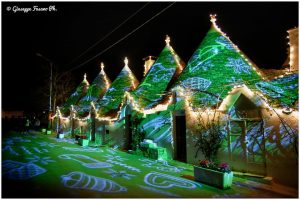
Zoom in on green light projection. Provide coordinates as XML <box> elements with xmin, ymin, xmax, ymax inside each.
<box><xmin>176</xmin><ymin>26</ymin><xmax>263</xmax><ymax>107</ymax></box>
<box><xmin>96</xmin><ymin>64</ymin><xmax>139</xmax><ymax>117</ymax></box>
<box><xmin>2</xmin><ymin>132</ymin><xmax>294</xmax><ymax>198</ymax></box>
<box><xmin>130</xmin><ymin>45</ymin><xmax>183</xmax><ymax>109</ymax></box>
<box><xmin>256</xmin><ymin>74</ymin><xmax>298</xmax><ymax>107</ymax></box>
<box><xmin>76</xmin><ymin>67</ymin><xmax>111</xmax><ymax>116</ymax></box>
<box><xmin>60</xmin><ymin>76</ymin><xmax>89</xmax><ymax>114</ymax></box>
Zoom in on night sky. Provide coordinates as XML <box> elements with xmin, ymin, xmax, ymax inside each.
<box><xmin>2</xmin><ymin>1</ymin><xmax>298</xmax><ymax>112</ymax></box>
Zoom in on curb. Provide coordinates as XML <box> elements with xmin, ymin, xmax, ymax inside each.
<box><xmin>233</xmin><ymin>172</ymin><xmax>298</xmax><ymax>197</ymax></box>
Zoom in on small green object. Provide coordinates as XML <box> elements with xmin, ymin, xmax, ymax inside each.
<box><xmin>79</xmin><ymin>138</ymin><xmax>89</xmax><ymax>147</ymax></box>
<box><xmin>46</xmin><ymin>130</ymin><xmax>52</xmax><ymax>135</ymax></box>
<box><xmin>149</xmin><ymin>147</ymin><xmax>167</xmax><ymax>160</ymax></box>
<box><xmin>42</xmin><ymin>129</ymin><xmax>46</xmax><ymax>133</ymax></box>
<box><xmin>140</xmin><ymin>143</ymin><xmax>157</xmax><ymax>148</ymax></box>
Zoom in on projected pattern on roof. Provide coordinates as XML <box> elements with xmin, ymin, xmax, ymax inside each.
<box><xmin>177</xmin><ymin>27</ymin><xmax>263</xmax><ymax>107</ymax></box>
<box><xmin>131</xmin><ymin>46</ymin><xmax>182</xmax><ymax>109</ymax></box>
<box><xmin>97</xmin><ymin>64</ymin><xmax>138</xmax><ymax>116</ymax></box>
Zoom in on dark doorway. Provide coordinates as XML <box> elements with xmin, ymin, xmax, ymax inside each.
<box><xmin>124</xmin><ymin>114</ymin><xmax>133</xmax><ymax>150</ymax></box>
<box><xmin>175</xmin><ymin>115</ymin><xmax>187</xmax><ymax>162</ymax></box>
<box><xmin>91</xmin><ymin>114</ymin><xmax>96</xmax><ymax>142</ymax></box>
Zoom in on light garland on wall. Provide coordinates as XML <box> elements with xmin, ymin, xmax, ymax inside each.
<box><xmin>287</xmin><ymin>28</ymin><xmax>298</xmax><ymax>72</ymax></box>
<box><xmin>210</xmin><ymin>14</ymin><xmax>267</xmax><ymax>81</ymax></box>
<box><xmin>52</xmin><ymin>81</ymin><xmax>294</xmax><ymax>123</ymax></box>
<box><xmin>50</xmin><ymin>106</ymin><xmax>71</xmax><ymax>120</ymax></box>
<box><xmin>123</xmin><ymin>91</ymin><xmax>173</xmax><ymax>115</ymax></box>
<box><xmin>51</xmin><ymin>16</ymin><xmax>296</xmax><ymax>126</ymax></box>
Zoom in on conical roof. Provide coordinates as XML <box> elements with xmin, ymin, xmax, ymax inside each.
<box><xmin>176</xmin><ymin>14</ymin><xmax>264</xmax><ymax>107</ymax></box>
<box><xmin>60</xmin><ymin>74</ymin><xmax>90</xmax><ymax>114</ymax></box>
<box><xmin>256</xmin><ymin>73</ymin><xmax>298</xmax><ymax>108</ymax></box>
<box><xmin>75</xmin><ymin>63</ymin><xmax>111</xmax><ymax>116</ymax></box>
<box><xmin>130</xmin><ymin>35</ymin><xmax>185</xmax><ymax>109</ymax></box>
<box><xmin>96</xmin><ymin>57</ymin><xmax>139</xmax><ymax>117</ymax></box>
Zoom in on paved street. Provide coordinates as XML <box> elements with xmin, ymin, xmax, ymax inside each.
<box><xmin>2</xmin><ymin>131</ymin><xmax>297</xmax><ymax>198</ymax></box>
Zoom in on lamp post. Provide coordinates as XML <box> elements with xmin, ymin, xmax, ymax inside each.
<box><xmin>36</xmin><ymin>53</ymin><xmax>53</xmax><ymax>129</ymax></box>
<box><xmin>36</xmin><ymin>53</ymin><xmax>53</xmax><ymax>112</ymax></box>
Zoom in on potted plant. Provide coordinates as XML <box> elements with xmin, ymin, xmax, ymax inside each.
<box><xmin>194</xmin><ymin>160</ymin><xmax>233</xmax><ymax>189</ymax></box>
<box><xmin>193</xmin><ymin>108</ymin><xmax>233</xmax><ymax>189</ymax></box>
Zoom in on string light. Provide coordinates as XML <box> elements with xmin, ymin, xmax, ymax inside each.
<box><xmin>53</xmin><ymin>15</ymin><xmax>296</xmax><ymax>127</ymax></box>
<box><xmin>165</xmin><ymin>35</ymin><xmax>184</xmax><ymax>72</ymax></box>
<box><xmin>209</xmin><ymin>14</ymin><xmax>267</xmax><ymax>81</ymax></box>
<box><xmin>287</xmin><ymin>28</ymin><xmax>298</xmax><ymax>72</ymax></box>
<box><xmin>122</xmin><ymin>91</ymin><xmax>173</xmax><ymax>115</ymax></box>
<box><xmin>123</xmin><ymin>57</ymin><xmax>139</xmax><ymax>89</ymax></box>
<box><xmin>100</xmin><ymin>62</ymin><xmax>111</xmax><ymax>90</ymax></box>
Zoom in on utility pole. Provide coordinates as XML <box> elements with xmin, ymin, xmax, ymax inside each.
<box><xmin>36</xmin><ymin>53</ymin><xmax>54</xmax><ymax>129</ymax></box>
<box><xmin>49</xmin><ymin>62</ymin><xmax>53</xmax><ymax>112</ymax></box>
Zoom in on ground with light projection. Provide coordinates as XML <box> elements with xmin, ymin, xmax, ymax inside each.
<box><xmin>2</xmin><ymin>131</ymin><xmax>294</xmax><ymax>198</ymax></box>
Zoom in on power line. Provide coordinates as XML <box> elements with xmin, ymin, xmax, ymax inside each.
<box><xmin>59</xmin><ymin>2</ymin><xmax>176</xmax><ymax>79</ymax></box>
<box><xmin>65</xmin><ymin>2</ymin><xmax>151</xmax><ymax>67</ymax></box>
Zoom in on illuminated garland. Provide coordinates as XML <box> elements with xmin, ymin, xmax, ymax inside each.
<box><xmin>166</xmin><ymin>35</ymin><xmax>184</xmax><ymax>72</ymax></box>
<box><xmin>53</xmin><ymin>14</ymin><xmax>297</xmax><ymax>125</ymax></box>
<box><xmin>124</xmin><ymin>91</ymin><xmax>173</xmax><ymax>115</ymax></box>
<box><xmin>209</xmin><ymin>14</ymin><xmax>266</xmax><ymax>80</ymax></box>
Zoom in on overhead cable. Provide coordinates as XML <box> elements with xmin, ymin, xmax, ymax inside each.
<box><xmin>59</xmin><ymin>2</ymin><xmax>176</xmax><ymax>79</ymax></box>
<box><xmin>65</xmin><ymin>2</ymin><xmax>151</xmax><ymax>67</ymax></box>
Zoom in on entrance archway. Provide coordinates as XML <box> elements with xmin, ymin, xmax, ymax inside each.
<box><xmin>173</xmin><ymin>110</ymin><xmax>187</xmax><ymax>162</ymax></box>
<box><xmin>124</xmin><ymin>105</ymin><xmax>133</xmax><ymax>150</ymax></box>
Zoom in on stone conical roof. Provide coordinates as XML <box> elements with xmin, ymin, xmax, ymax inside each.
<box><xmin>60</xmin><ymin>73</ymin><xmax>90</xmax><ymax>114</ymax></box>
<box><xmin>176</xmin><ymin>14</ymin><xmax>264</xmax><ymax>107</ymax></box>
<box><xmin>96</xmin><ymin>57</ymin><xmax>139</xmax><ymax>117</ymax></box>
<box><xmin>130</xmin><ymin>35</ymin><xmax>185</xmax><ymax>109</ymax></box>
<box><xmin>75</xmin><ymin>63</ymin><xmax>111</xmax><ymax>116</ymax></box>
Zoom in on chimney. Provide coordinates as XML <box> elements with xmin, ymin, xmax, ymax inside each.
<box><xmin>143</xmin><ymin>56</ymin><xmax>156</xmax><ymax>76</ymax></box>
<box><xmin>287</xmin><ymin>27</ymin><xmax>298</xmax><ymax>72</ymax></box>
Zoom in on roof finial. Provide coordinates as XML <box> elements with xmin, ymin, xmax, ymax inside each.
<box><xmin>210</xmin><ymin>14</ymin><xmax>217</xmax><ymax>23</ymax></box>
<box><xmin>100</xmin><ymin>62</ymin><xmax>104</xmax><ymax>71</ymax></box>
<box><xmin>124</xmin><ymin>57</ymin><xmax>129</xmax><ymax>67</ymax></box>
<box><xmin>56</xmin><ymin>106</ymin><xmax>61</xmax><ymax>116</ymax></box>
<box><xmin>165</xmin><ymin>35</ymin><xmax>171</xmax><ymax>46</ymax></box>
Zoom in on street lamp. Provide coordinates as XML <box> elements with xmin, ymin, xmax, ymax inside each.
<box><xmin>36</xmin><ymin>53</ymin><xmax>53</xmax><ymax>112</ymax></box>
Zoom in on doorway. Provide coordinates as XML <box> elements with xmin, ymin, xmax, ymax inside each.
<box><xmin>124</xmin><ymin>106</ymin><xmax>133</xmax><ymax>150</ymax></box>
<box><xmin>174</xmin><ymin>115</ymin><xmax>187</xmax><ymax>162</ymax></box>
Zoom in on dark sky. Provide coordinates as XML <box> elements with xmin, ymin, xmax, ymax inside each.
<box><xmin>2</xmin><ymin>1</ymin><xmax>298</xmax><ymax>111</ymax></box>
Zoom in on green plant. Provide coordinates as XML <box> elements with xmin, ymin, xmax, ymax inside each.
<box><xmin>194</xmin><ymin>108</ymin><xmax>225</xmax><ymax>162</ymax></box>
<box><xmin>131</xmin><ymin>115</ymin><xmax>146</xmax><ymax>151</ymax></box>
<box><xmin>199</xmin><ymin>160</ymin><xmax>231</xmax><ymax>173</ymax></box>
